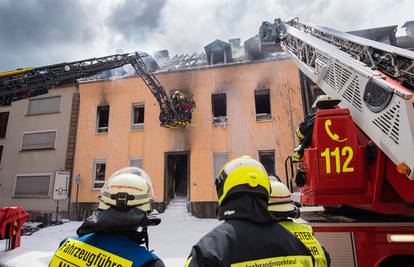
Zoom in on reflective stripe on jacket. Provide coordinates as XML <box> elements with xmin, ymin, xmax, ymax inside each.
<box><xmin>49</xmin><ymin>233</ymin><xmax>158</xmax><ymax>267</ymax></box>
<box><xmin>279</xmin><ymin>221</ymin><xmax>327</xmax><ymax>267</ymax></box>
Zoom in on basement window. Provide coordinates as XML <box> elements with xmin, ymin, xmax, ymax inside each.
<box><xmin>259</xmin><ymin>150</ymin><xmax>275</xmax><ymax>175</ymax></box>
<box><xmin>212</xmin><ymin>93</ymin><xmax>227</xmax><ymax>124</ymax></box>
<box><xmin>93</xmin><ymin>160</ymin><xmax>106</xmax><ymax>189</ymax></box>
<box><xmin>96</xmin><ymin>105</ymin><xmax>109</xmax><ymax>133</ymax></box>
<box><xmin>131</xmin><ymin>103</ymin><xmax>145</xmax><ymax>130</ymax></box>
<box><xmin>255</xmin><ymin>89</ymin><xmax>271</xmax><ymax>121</ymax></box>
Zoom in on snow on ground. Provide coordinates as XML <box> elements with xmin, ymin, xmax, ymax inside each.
<box><xmin>0</xmin><ymin>198</ymin><xmax>220</xmax><ymax>267</ymax></box>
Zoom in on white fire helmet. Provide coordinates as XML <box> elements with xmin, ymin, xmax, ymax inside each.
<box><xmin>312</xmin><ymin>95</ymin><xmax>341</xmax><ymax>109</ymax></box>
<box><xmin>97</xmin><ymin>167</ymin><xmax>154</xmax><ymax>212</ymax></box>
<box><xmin>268</xmin><ymin>179</ymin><xmax>296</xmax><ymax>213</ymax></box>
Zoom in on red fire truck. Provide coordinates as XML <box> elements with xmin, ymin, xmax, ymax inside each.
<box><xmin>261</xmin><ymin>18</ymin><xmax>414</xmax><ymax>266</ymax></box>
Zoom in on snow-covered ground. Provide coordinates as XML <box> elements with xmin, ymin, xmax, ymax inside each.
<box><xmin>0</xmin><ymin>198</ymin><xmax>220</xmax><ymax>267</ymax></box>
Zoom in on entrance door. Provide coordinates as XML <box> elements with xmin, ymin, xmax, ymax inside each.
<box><xmin>165</xmin><ymin>152</ymin><xmax>189</xmax><ymax>203</ymax></box>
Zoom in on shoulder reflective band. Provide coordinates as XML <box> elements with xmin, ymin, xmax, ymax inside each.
<box><xmin>184</xmin><ymin>256</ymin><xmax>193</xmax><ymax>267</ymax></box>
<box><xmin>296</xmin><ymin>128</ymin><xmax>305</xmax><ymax>140</ymax></box>
<box><xmin>49</xmin><ymin>238</ymin><xmax>133</xmax><ymax>267</ymax></box>
<box><xmin>279</xmin><ymin>221</ymin><xmax>327</xmax><ymax>267</ymax></box>
<box><xmin>231</xmin><ymin>255</ymin><xmax>313</xmax><ymax>267</ymax></box>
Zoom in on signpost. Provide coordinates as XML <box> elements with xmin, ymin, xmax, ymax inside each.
<box><xmin>53</xmin><ymin>171</ymin><xmax>70</xmax><ymax>221</ymax></box>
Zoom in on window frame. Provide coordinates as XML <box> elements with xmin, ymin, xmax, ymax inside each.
<box><xmin>258</xmin><ymin>149</ymin><xmax>276</xmax><ymax>175</ymax></box>
<box><xmin>213</xmin><ymin>152</ymin><xmax>229</xmax><ymax>181</ymax></box>
<box><xmin>211</xmin><ymin>93</ymin><xmax>227</xmax><ymax>124</ymax></box>
<box><xmin>131</xmin><ymin>102</ymin><xmax>145</xmax><ymax>130</ymax></box>
<box><xmin>20</xmin><ymin>130</ymin><xmax>57</xmax><ymax>151</ymax></box>
<box><xmin>92</xmin><ymin>159</ymin><xmax>106</xmax><ymax>189</ymax></box>
<box><xmin>96</xmin><ymin>105</ymin><xmax>110</xmax><ymax>133</ymax></box>
<box><xmin>128</xmin><ymin>157</ymin><xmax>143</xmax><ymax>168</ymax></box>
<box><xmin>13</xmin><ymin>173</ymin><xmax>52</xmax><ymax>198</ymax></box>
<box><xmin>0</xmin><ymin>112</ymin><xmax>9</xmax><ymax>138</ymax></box>
<box><xmin>254</xmin><ymin>89</ymin><xmax>272</xmax><ymax>121</ymax></box>
<box><xmin>26</xmin><ymin>95</ymin><xmax>61</xmax><ymax>116</ymax></box>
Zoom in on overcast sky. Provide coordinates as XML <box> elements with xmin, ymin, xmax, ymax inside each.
<box><xmin>0</xmin><ymin>0</ymin><xmax>412</xmax><ymax>71</ymax></box>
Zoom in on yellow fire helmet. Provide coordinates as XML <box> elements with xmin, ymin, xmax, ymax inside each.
<box><xmin>312</xmin><ymin>94</ymin><xmax>341</xmax><ymax>110</ymax></box>
<box><xmin>97</xmin><ymin>167</ymin><xmax>153</xmax><ymax>211</ymax></box>
<box><xmin>215</xmin><ymin>156</ymin><xmax>270</xmax><ymax>206</ymax></box>
<box><xmin>268</xmin><ymin>179</ymin><xmax>296</xmax><ymax>213</ymax></box>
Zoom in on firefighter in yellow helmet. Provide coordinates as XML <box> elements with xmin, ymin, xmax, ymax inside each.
<box><xmin>49</xmin><ymin>167</ymin><xmax>165</xmax><ymax>267</ymax></box>
<box><xmin>268</xmin><ymin>179</ymin><xmax>331</xmax><ymax>267</ymax></box>
<box><xmin>185</xmin><ymin>156</ymin><xmax>314</xmax><ymax>267</ymax></box>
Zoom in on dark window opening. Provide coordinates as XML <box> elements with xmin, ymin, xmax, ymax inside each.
<box><xmin>212</xmin><ymin>94</ymin><xmax>227</xmax><ymax>124</ymax></box>
<box><xmin>97</xmin><ymin>105</ymin><xmax>109</xmax><ymax>133</ymax></box>
<box><xmin>132</xmin><ymin>104</ymin><xmax>145</xmax><ymax>129</ymax></box>
<box><xmin>259</xmin><ymin>150</ymin><xmax>275</xmax><ymax>175</ymax></box>
<box><xmin>0</xmin><ymin>145</ymin><xmax>3</xmax><ymax>165</ymax></box>
<box><xmin>93</xmin><ymin>161</ymin><xmax>106</xmax><ymax>188</ymax></box>
<box><xmin>0</xmin><ymin>112</ymin><xmax>9</xmax><ymax>138</ymax></box>
<box><xmin>255</xmin><ymin>90</ymin><xmax>271</xmax><ymax>121</ymax></box>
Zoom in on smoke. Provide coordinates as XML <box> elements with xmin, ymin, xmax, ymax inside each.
<box><xmin>0</xmin><ymin>0</ymin><xmax>412</xmax><ymax>71</ymax></box>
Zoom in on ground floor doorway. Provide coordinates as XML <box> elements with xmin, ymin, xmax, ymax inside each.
<box><xmin>164</xmin><ymin>152</ymin><xmax>190</xmax><ymax>204</ymax></box>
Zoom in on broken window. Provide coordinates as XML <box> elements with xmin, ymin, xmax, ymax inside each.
<box><xmin>129</xmin><ymin>157</ymin><xmax>142</xmax><ymax>168</ymax></box>
<box><xmin>21</xmin><ymin>131</ymin><xmax>56</xmax><ymax>150</ymax></box>
<box><xmin>14</xmin><ymin>174</ymin><xmax>51</xmax><ymax>197</ymax></box>
<box><xmin>96</xmin><ymin>105</ymin><xmax>109</xmax><ymax>133</ymax></box>
<box><xmin>212</xmin><ymin>93</ymin><xmax>227</xmax><ymax>124</ymax></box>
<box><xmin>93</xmin><ymin>160</ymin><xmax>106</xmax><ymax>188</ymax></box>
<box><xmin>131</xmin><ymin>103</ymin><xmax>145</xmax><ymax>130</ymax></box>
<box><xmin>27</xmin><ymin>96</ymin><xmax>61</xmax><ymax>115</ymax></box>
<box><xmin>0</xmin><ymin>112</ymin><xmax>9</xmax><ymax>138</ymax></box>
<box><xmin>255</xmin><ymin>89</ymin><xmax>271</xmax><ymax>121</ymax></box>
<box><xmin>213</xmin><ymin>152</ymin><xmax>229</xmax><ymax>180</ymax></box>
<box><xmin>259</xmin><ymin>150</ymin><xmax>275</xmax><ymax>175</ymax></box>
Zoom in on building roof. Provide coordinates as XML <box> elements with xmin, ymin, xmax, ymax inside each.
<box><xmin>348</xmin><ymin>25</ymin><xmax>397</xmax><ymax>45</ymax></box>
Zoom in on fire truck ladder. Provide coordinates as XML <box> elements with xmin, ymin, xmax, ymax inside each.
<box><xmin>275</xmin><ymin>18</ymin><xmax>414</xmax><ymax>179</ymax></box>
<box><xmin>0</xmin><ymin>52</ymin><xmax>193</xmax><ymax>128</ymax></box>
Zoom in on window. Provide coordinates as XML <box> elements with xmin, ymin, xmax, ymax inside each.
<box><xmin>254</xmin><ymin>89</ymin><xmax>271</xmax><ymax>121</ymax></box>
<box><xmin>96</xmin><ymin>105</ymin><xmax>110</xmax><ymax>133</ymax></box>
<box><xmin>212</xmin><ymin>94</ymin><xmax>227</xmax><ymax>124</ymax></box>
<box><xmin>129</xmin><ymin>157</ymin><xmax>142</xmax><ymax>168</ymax></box>
<box><xmin>93</xmin><ymin>160</ymin><xmax>106</xmax><ymax>188</ymax></box>
<box><xmin>0</xmin><ymin>112</ymin><xmax>9</xmax><ymax>138</ymax></box>
<box><xmin>259</xmin><ymin>150</ymin><xmax>275</xmax><ymax>175</ymax></box>
<box><xmin>27</xmin><ymin>96</ymin><xmax>61</xmax><ymax>115</ymax></box>
<box><xmin>213</xmin><ymin>152</ymin><xmax>229</xmax><ymax>180</ymax></box>
<box><xmin>21</xmin><ymin>131</ymin><xmax>56</xmax><ymax>150</ymax></box>
<box><xmin>131</xmin><ymin>103</ymin><xmax>145</xmax><ymax>130</ymax></box>
<box><xmin>14</xmin><ymin>174</ymin><xmax>51</xmax><ymax>197</ymax></box>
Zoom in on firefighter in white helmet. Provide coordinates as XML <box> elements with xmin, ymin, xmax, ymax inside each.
<box><xmin>268</xmin><ymin>179</ymin><xmax>330</xmax><ymax>267</ymax></box>
<box><xmin>49</xmin><ymin>167</ymin><xmax>165</xmax><ymax>267</ymax></box>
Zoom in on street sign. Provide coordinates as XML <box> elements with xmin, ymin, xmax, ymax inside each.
<box><xmin>52</xmin><ymin>171</ymin><xmax>70</xmax><ymax>200</ymax></box>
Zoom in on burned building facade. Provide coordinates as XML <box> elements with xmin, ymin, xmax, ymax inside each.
<box><xmin>71</xmin><ymin>57</ymin><xmax>303</xmax><ymax>218</ymax></box>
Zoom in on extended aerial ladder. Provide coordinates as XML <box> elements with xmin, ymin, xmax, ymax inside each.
<box><xmin>0</xmin><ymin>52</ymin><xmax>195</xmax><ymax>128</ymax></box>
<box><xmin>261</xmin><ymin>18</ymin><xmax>414</xmax><ymax>266</ymax></box>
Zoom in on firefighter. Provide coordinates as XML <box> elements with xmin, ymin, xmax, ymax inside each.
<box><xmin>172</xmin><ymin>90</ymin><xmax>185</xmax><ymax>109</ymax></box>
<box><xmin>49</xmin><ymin>167</ymin><xmax>165</xmax><ymax>267</ymax></box>
<box><xmin>185</xmin><ymin>156</ymin><xmax>314</xmax><ymax>267</ymax></box>
<box><xmin>293</xmin><ymin>95</ymin><xmax>341</xmax><ymax>187</ymax></box>
<box><xmin>268</xmin><ymin>179</ymin><xmax>330</xmax><ymax>267</ymax></box>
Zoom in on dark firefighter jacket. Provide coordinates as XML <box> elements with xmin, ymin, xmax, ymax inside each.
<box><xmin>185</xmin><ymin>195</ymin><xmax>314</xmax><ymax>267</ymax></box>
<box><xmin>296</xmin><ymin>113</ymin><xmax>316</xmax><ymax>157</ymax></box>
<box><xmin>49</xmin><ymin>207</ymin><xmax>165</xmax><ymax>267</ymax></box>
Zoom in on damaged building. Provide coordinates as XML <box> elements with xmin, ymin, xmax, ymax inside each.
<box><xmin>71</xmin><ymin>38</ymin><xmax>302</xmax><ymax>218</ymax></box>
